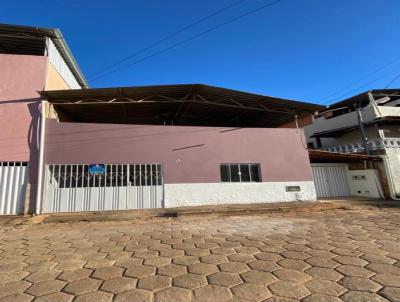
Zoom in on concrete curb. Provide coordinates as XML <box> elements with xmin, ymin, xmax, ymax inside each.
<box><xmin>23</xmin><ymin>201</ymin><xmax>349</xmax><ymax>224</ymax></box>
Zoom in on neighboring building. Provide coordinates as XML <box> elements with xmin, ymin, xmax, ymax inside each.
<box><xmin>304</xmin><ymin>89</ymin><xmax>400</xmax><ymax>199</ymax></box>
<box><xmin>0</xmin><ymin>24</ymin><xmax>87</xmax><ymax>214</ymax></box>
<box><xmin>36</xmin><ymin>84</ymin><xmax>322</xmax><ymax>214</ymax></box>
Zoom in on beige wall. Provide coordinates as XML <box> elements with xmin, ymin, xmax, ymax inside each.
<box><xmin>44</xmin><ymin>63</ymin><xmax>70</xmax><ymax>91</ymax></box>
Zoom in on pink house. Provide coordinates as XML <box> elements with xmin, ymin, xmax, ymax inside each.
<box><xmin>1</xmin><ymin>24</ymin><xmax>322</xmax><ymax>215</ymax></box>
<box><xmin>0</xmin><ymin>24</ymin><xmax>87</xmax><ymax>214</ymax></box>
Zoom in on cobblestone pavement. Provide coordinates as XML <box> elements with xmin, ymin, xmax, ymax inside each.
<box><xmin>1</xmin><ymin>208</ymin><xmax>400</xmax><ymax>302</ymax></box>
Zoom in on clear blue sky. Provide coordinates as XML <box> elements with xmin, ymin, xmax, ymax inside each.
<box><xmin>2</xmin><ymin>0</ymin><xmax>400</xmax><ymax>104</ymax></box>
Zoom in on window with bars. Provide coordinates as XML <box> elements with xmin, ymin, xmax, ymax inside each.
<box><xmin>220</xmin><ymin>163</ymin><xmax>262</xmax><ymax>183</ymax></box>
<box><xmin>48</xmin><ymin>164</ymin><xmax>163</xmax><ymax>188</ymax></box>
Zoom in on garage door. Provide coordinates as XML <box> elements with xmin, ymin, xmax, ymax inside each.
<box><xmin>43</xmin><ymin>164</ymin><xmax>163</xmax><ymax>213</ymax></box>
<box><xmin>312</xmin><ymin>164</ymin><xmax>350</xmax><ymax>198</ymax></box>
<box><xmin>0</xmin><ymin>162</ymin><xmax>28</xmax><ymax>215</ymax></box>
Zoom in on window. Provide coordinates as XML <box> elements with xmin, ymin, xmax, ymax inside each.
<box><xmin>220</xmin><ymin>164</ymin><xmax>261</xmax><ymax>182</ymax></box>
<box><xmin>48</xmin><ymin>164</ymin><xmax>163</xmax><ymax>188</ymax></box>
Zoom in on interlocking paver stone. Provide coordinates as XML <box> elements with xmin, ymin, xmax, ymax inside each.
<box><xmin>227</xmin><ymin>253</ymin><xmax>255</xmax><ymax>263</ymax></box>
<box><xmin>208</xmin><ymin>272</ymin><xmax>242</xmax><ymax>287</ymax></box>
<box><xmin>372</xmin><ymin>273</ymin><xmax>400</xmax><ymax>287</ymax></box>
<box><xmin>305</xmin><ymin>267</ymin><xmax>343</xmax><ymax>281</ymax></box>
<box><xmin>305</xmin><ymin>279</ymin><xmax>347</xmax><ymax>296</ymax></box>
<box><xmin>200</xmin><ymin>254</ymin><xmax>228</xmax><ymax>265</ymax></box>
<box><xmin>193</xmin><ymin>285</ymin><xmax>231</xmax><ymax>302</ymax></box>
<box><xmin>124</xmin><ymin>264</ymin><xmax>155</xmax><ymax>278</ymax></box>
<box><xmin>367</xmin><ymin>263</ymin><xmax>400</xmax><ymax>275</ymax></box>
<box><xmin>25</xmin><ymin>270</ymin><xmax>61</xmax><ymax>283</ymax></box>
<box><xmin>158</xmin><ymin>263</ymin><xmax>187</xmax><ymax>277</ymax></box>
<box><xmin>302</xmin><ymin>294</ymin><xmax>343</xmax><ymax>302</ymax></box>
<box><xmin>334</xmin><ymin>256</ymin><xmax>368</xmax><ymax>267</ymax></box>
<box><xmin>25</xmin><ymin>279</ymin><xmax>66</xmax><ymax>296</ymax></box>
<box><xmin>218</xmin><ymin>262</ymin><xmax>249</xmax><ymax>273</ymax></box>
<box><xmin>2</xmin><ymin>206</ymin><xmax>400</xmax><ymax>302</ymax></box>
<box><xmin>73</xmin><ymin>291</ymin><xmax>113</xmax><ymax>302</ymax></box>
<box><xmin>341</xmin><ymin>291</ymin><xmax>389</xmax><ymax>302</ymax></box>
<box><xmin>241</xmin><ymin>270</ymin><xmax>277</xmax><ymax>285</ymax></box>
<box><xmin>273</xmin><ymin>268</ymin><xmax>311</xmax><ymax>283</ymax></box>
<box><xmin>336</xmin><ymin>265</ymin><xmax>375</xmax><ymax>278</ymax></box>
<box><xmin>380</xmin><ymin>287</ymin><xmax>400</xmax><ymax>302</ymax></box>
<box><xmin>100</xmin><ymin>276</ymin><xmax>136</xmax><ymax>294</ymax></box>
<box><xmin>57</xmin><ymin>268</ymin><xmax>93</xmax><ymax>282</ymax></box>
<box><xmin>63</xmin><ymin>278</ymin><xmax>101</xmax><ymax>295</ymax></box>
<box><xmin>231</xmin><ymin>283</ymin><xmax>271</xmax><ymax>301</ymax></box>
<box><xmin>188</xmin><ymin>263</ymin><xmax>218</xmax><ymax>275</ymax></box>
<box><xmin>173</xmin><ymin>273</ymin><xmax>207</xmax><ymax>289</ymax></box>
<box><xmin>0</xmin><ymin>271</ymin><xmax>30</xmax><ymax>285</ymax></box>
<box><xmin>91</xmin><ymin>266</ymin><xmax>124</xmax><ymax>280</ymax></box>
<box><xmin>305</xmin><ymin>257</ymin><xmax>339</xmax><ymax>269</ymax></box>
<box><xmin>268</xmin><ymin>281</ymin><xmax>310</xmax><ymax>300</ymax></box>
<box><xmin>137</xmin><ymin>275</ymin><xmax>171</xmax><ymax>291</ymax></box>
<box><xmin>278</xmin><ymin>259</ymin><xmax>310</xmax><ymax>271</ymax></box>
<box><xmin>155</xmin><ymin>287</ymin><xmax>191</xmax><ymax>302</ymax></box>
<box><xmin>249</xmin><ymin>260</ymin><xmax>280</xmax><ymax>272</ymax></box>
<box><xmin>340</xmin><ymin>277</ymin><xmax>382</xmax><ymax>292</ymax></box>
<box><xmin>280</xmin><ymin>251</ymin><xmax>310</xmax><ymax>260</ymax></box>
<box><xmin>33</xmin><ymin>292</ymin><xmax>73</xmax><ymax>302</ymax></box>
<box><xmin>0</xmin><ymin>293</ymin><xmax>34</xmax><ymax>302</ymax></box>
<box><xmin>114</xmin><ymin>289</ymin><xmax>152</xmax><ymax>302</ymax></box>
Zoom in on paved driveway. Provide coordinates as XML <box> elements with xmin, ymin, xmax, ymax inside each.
<box><xmin>0</xmin><ymin>207</ymin><xmax>400</xmax><ymax>302</ymax></box>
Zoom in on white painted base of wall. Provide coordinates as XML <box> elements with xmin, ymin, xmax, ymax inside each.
<box><xmin>347</xmin><ymin>170</ymin><xmax>381</xmax><ymax>199</ymax></box>
<box><xmin>164</xmin><ymin>181</ymin><xmax>317</xmax><ymax>208</ymax></box>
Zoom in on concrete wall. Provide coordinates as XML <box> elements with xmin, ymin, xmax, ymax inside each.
<box><xmin>347</xmin><ymin>169</ymin><xmax>381</xmax><ymax>198</ymax></box>
<box><xmin>304</xmin><ymin>105</ymin><xmax>378</xmax><ymax>142</ymax></box>
<box><xmin>43</xmin><ymin>120</ymin><xmax>316</xmax><ymax>206</ymax></box>
<box><xmin>0</xmin><ymin>54</ymin><xmax>47</xmax><ymax>170</ymax></box>
<box><xmin>44</xmin><ymin>119</ymin><xmax>313</xmax><ymax>183</ymax></box>
<box><xmin>44</xmin><ymin>64</ymin><xmax>70</xmax><ymax>91</ymax></box>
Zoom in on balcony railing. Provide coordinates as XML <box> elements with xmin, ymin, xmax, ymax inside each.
<box><xmin>321</xmin><ymin>137</ymin><xmax>400</xmax><ymax>153</ymax></box>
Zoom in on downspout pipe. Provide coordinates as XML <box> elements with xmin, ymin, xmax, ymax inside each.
<box><xmin>35</xmin><ymin>101</ymin><xmax>46</xmax><ymax>214</ymax></box>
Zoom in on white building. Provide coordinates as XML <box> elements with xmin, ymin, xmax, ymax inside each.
<box><xmin>304</xmin><ymin>89</ymin><xmax>400</xmax><ymax>199</ymax></box>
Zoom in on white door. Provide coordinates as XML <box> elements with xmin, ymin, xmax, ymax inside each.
<box><xmin>312</xmin><ymin>164</ymin><xmax>351</xmax><ymax>198</ymax></box>
<box><xmin>0</xmin><ymin>162</ymin><xmax>28</xmax><ymax>215</ymax></box>
<box><xmin>43</xmin><ymin>163</ymin><xmax>164</xmax><ymax>213</ymax></box>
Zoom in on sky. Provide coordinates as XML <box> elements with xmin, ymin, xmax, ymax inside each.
<box><xmin>1</xmin><ymin>0</ymin><xmax>400</xmax><ymax>104</ymax></box>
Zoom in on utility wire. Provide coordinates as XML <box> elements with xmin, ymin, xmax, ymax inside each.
<box><xmin>320</xmin><ymin>55</ymin><xmax>400</xmax><ymax>104</ymax></box>
<box><xmin>87</xmin><ymin>0</ymin><xmax>246</xmax><ymax>79</ymax></box>
<box><xmin>385</xmin><ymin>72</ymin><xmax>400</xmax><ymax>88</ymax></box>
<box><xmin>90</xmin><ymin>0</ymin><xmax>284</xmax><ymax>83</ymax></box>
<box><xmin>326</xmin><ymin>68</ymin><xmax>400</xmax><ymax>103</ymax></box>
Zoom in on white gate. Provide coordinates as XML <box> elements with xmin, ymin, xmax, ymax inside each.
<box><xmin>312</xmin><ymin>164</ymin><xmax>351</xmax><ymax>198</ymax></box>
<box><xmin>0</xmin><ymin>162</ymin><xmax>28</xmax><ymax>215</ymax></box>
<box><xmin>43</xmin><ymin>164</ymin><xmax>164</xmax><ymax>213</ymax></box>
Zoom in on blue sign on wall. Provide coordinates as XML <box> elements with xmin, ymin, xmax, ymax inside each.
<box><xmin>88</xmin><ymin>164</ymin><xmax>105</xmax><ymax>175</ymax></box>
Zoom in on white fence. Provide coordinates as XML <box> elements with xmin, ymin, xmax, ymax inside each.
<box><xmin>0</xmin><ymin>162</ymin><xmax>28</xmax><ymax>215</ymax></box>
<box><xmin>321</xmin><ymin>138</ymin><xmax>400</xmax><ymax>153</ymax></box>
<box><xmin>43</xmin><ymin>164</ymin><xmax>164</xmax><ymax>213</ymax></box>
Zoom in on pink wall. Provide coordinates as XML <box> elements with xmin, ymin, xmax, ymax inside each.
<box><xmin>45</xmin><ymin>119</ymin><xmax>313</xmax><ymax>183</ymax></box>
<box><xmin>0</xmin><ymin>54</ymin><xmax>47</xmax><ymax>180</ymax></box>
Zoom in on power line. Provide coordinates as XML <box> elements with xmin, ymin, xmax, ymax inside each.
<box><xmin>87</xmin><ymin>0</ymin><xmax>246</xmax><ymax>79</ymax></box>
<box><xmin>320</xmin><ymin>55</ymin><xmax>400</xmax><ymax>104</ymax></box>
<box><xmin>90</xmin><ymin>0</ymin><xmax>284</xmax><ymax>83</ymax></box>
<box><xmin>385</xmin><ymin>72</ymin><xmax>400</xmax><ymax>88</ymax></box>
<box><xmin>325</xmin><ymin>67</ymin><xmax>400</xmax><ymax>103</ymax></box>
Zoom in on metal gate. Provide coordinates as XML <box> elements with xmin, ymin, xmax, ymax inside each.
<box><xmin>0</xmin><ymin>162</ymin><xmax>28</xmax><ymax>215</ymax></box>
<box><xmin>43</xmin><ymin>164</ymin><xmax>164</xmax><ymax>213</ymax></box>
<box><xmin>312</xmin><ymin>164</ymin><xmax>351</xmax><ymax>198</ymax></box>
